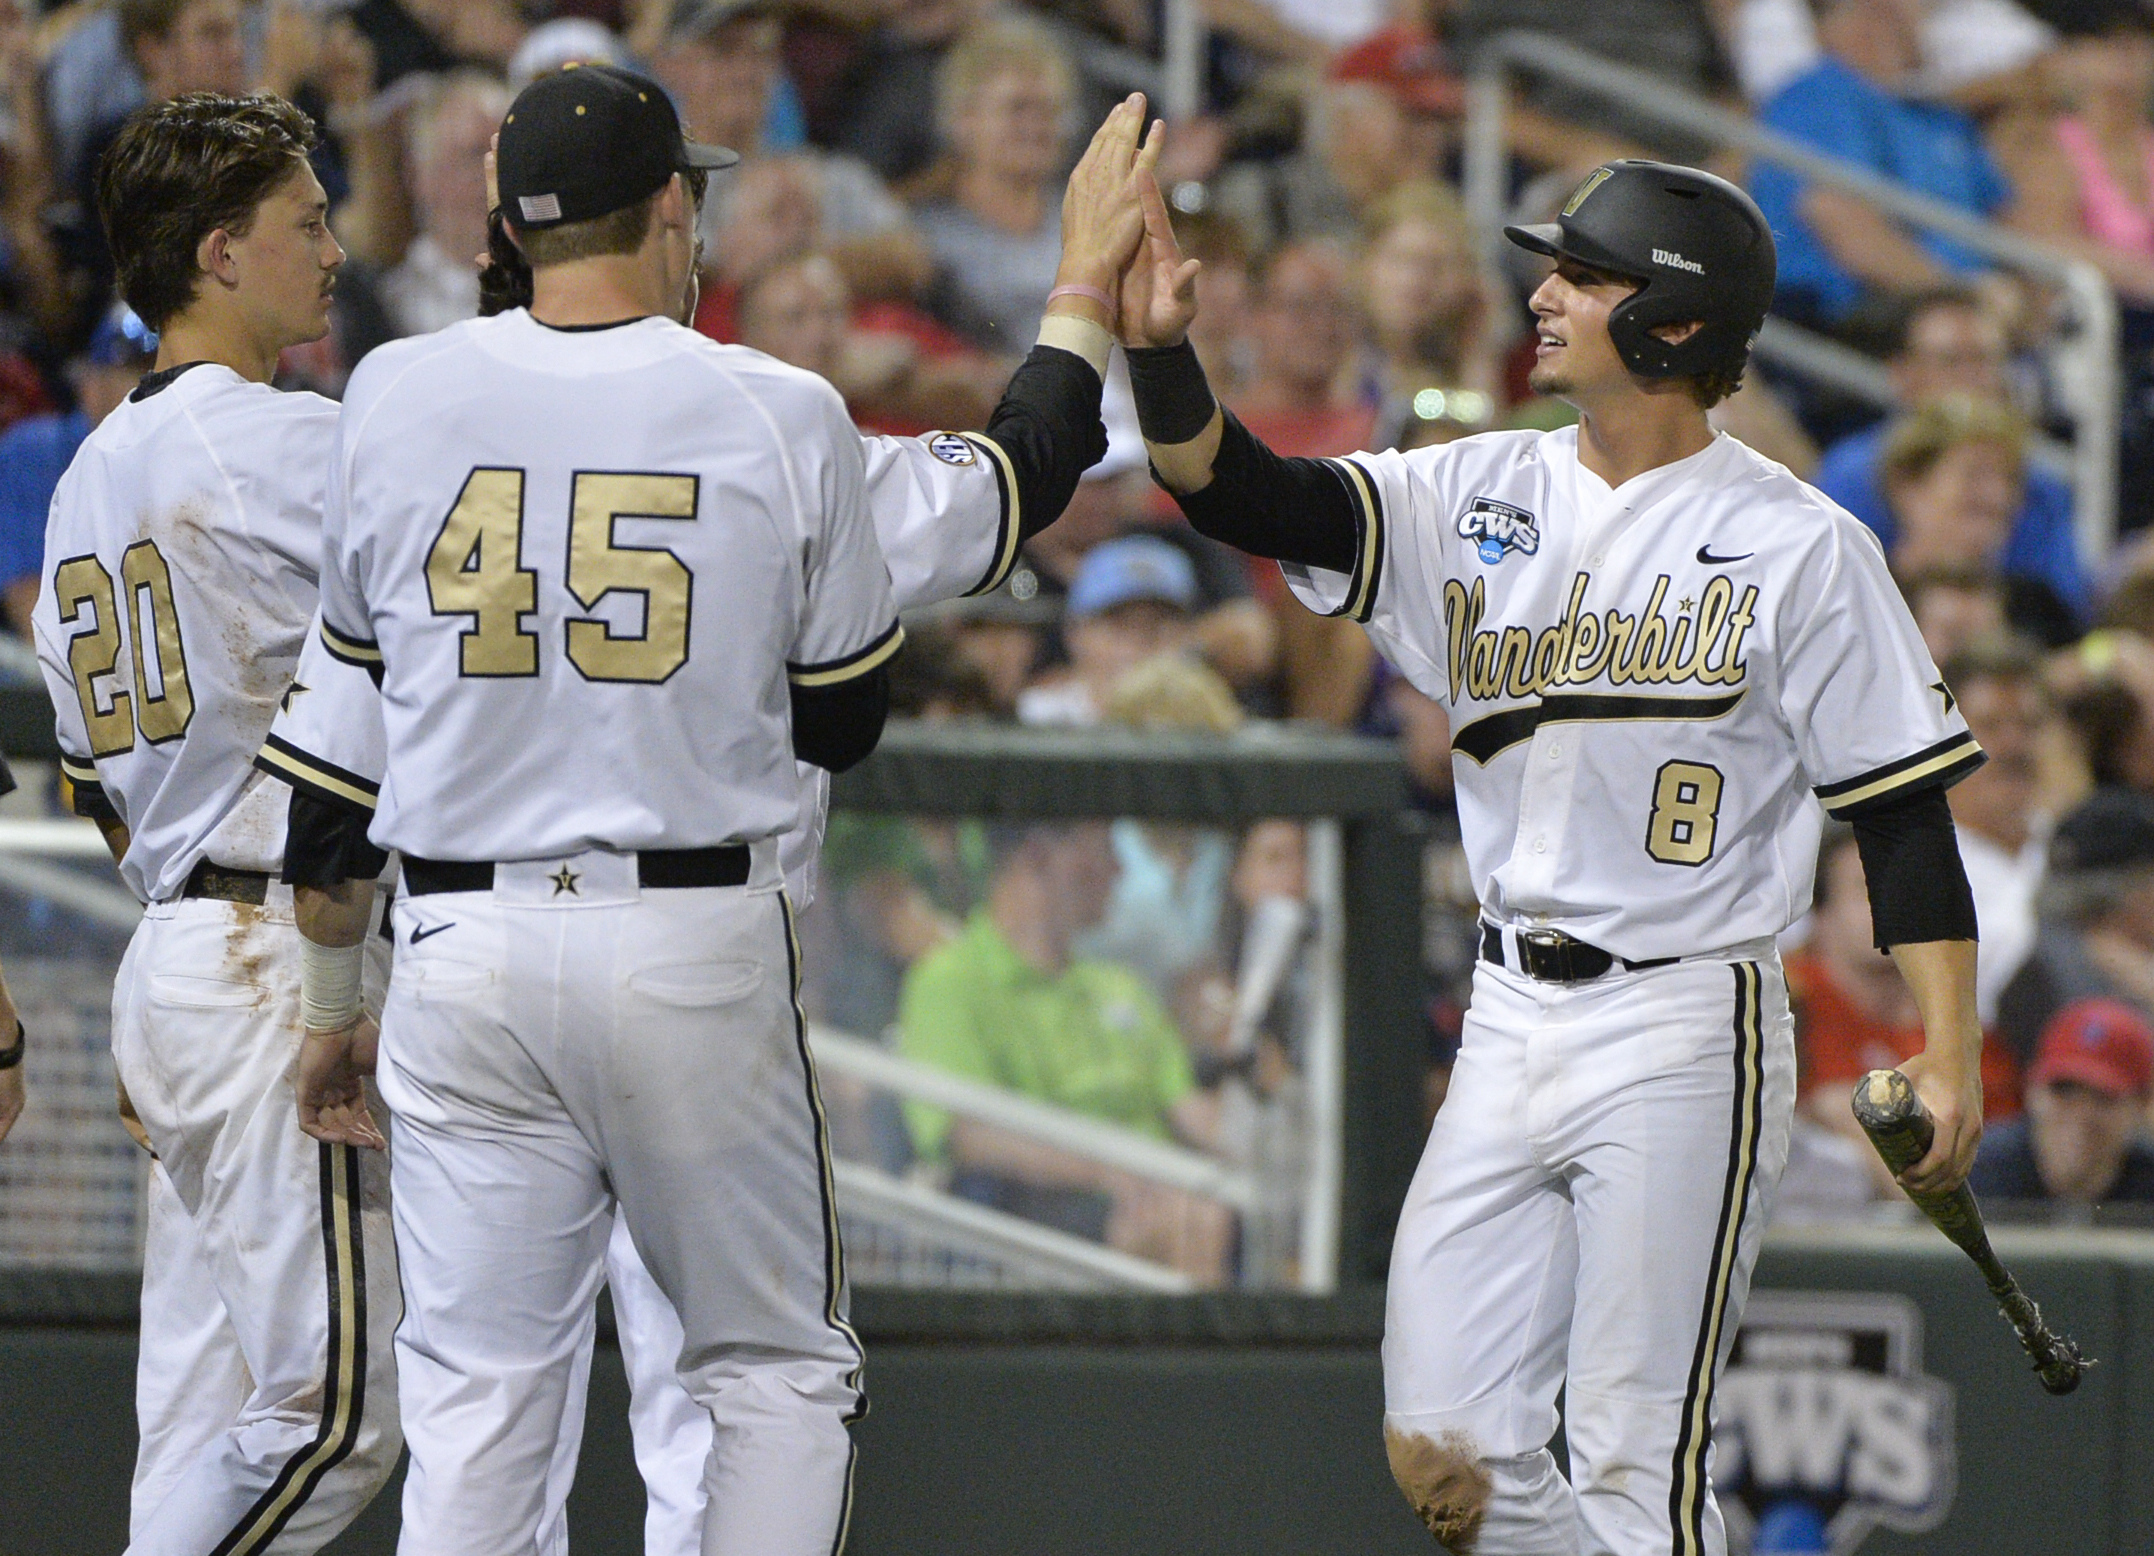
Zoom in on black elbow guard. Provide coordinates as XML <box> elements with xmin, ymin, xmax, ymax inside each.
<box><xmin>791</xmin><ymin>665</ymin><xmax>890</xmax><ymax>773</ymax></box>
<box><xmin>1851</xmin><ymin>785</ymin><xmax>1978</xmax><ymax>949</ymax></box>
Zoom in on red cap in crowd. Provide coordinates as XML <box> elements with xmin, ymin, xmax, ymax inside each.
<box><xmin>1327</xmin><ymin>25</ymin><xmax>1464</xmax><ymax>117</ymax></box>
<box><xmin>2031</xmin><ymin>998</ymin><xmax>2154</xmax><ymax>1100</ymax></box>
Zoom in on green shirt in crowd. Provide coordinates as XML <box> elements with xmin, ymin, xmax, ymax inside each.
<box><xmin>898</xmin><ymin>911</ymin><xmax>1196</xmax><ymax>1160</ymax></box>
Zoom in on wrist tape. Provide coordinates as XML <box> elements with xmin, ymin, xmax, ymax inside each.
<box><xmin>300</xmin><ymin>937</ymin><xmax>365</xmax><ymax>1032</ymax></box>
<box><xmin>1125</xmin><ymin>339</ymin><xmax>1217</xmax><ymax>446</ymax></box>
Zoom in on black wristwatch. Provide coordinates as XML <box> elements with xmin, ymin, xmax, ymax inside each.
<box><xmin>0</xmin><ymin>1021</ymin><xmax>23</xmax><ymax>1071</ymax></box>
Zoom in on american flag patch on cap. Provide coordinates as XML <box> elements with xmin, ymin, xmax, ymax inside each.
<box><xmin>519</xmin><ymin>193</ymin><xmax>563</xmax><ymax>222</ymax></box>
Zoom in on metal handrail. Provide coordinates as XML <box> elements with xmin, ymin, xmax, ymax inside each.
<box><xmin>1463</xmin><ymin>30</ymin><xmax>2121</xmax><ymax>560</ymax></box>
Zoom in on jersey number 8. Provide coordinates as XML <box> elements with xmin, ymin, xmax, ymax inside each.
<box><xmin>426</xmin><ymin>468</ymin><xmax>698</xmax><ymax>684</ymax></box>
<box><xmin>53</xmin><ymin>541</ymin><xmax>196</xmax><ymax>757</ymax></box>
<box><xmin>1645</xmin><ymin>759</ymin><xmax>1725</xmax><ymax>867</ymax></box>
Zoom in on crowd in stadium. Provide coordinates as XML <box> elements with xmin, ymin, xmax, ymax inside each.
<box><xmin>6</xmin><ymin>0</ymin><xmax>2154</xmax><ymax>1276</ymax></box>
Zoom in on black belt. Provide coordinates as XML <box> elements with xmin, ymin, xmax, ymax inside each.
<box><xmin>1480</xmin><ymin>922</ymin><xmax>1678</xmax><ymax>983</ymax></box>
<box><xmin>402</xmin><ymin>845</ymin><xmax>752</xmax><ymax>896</ymax></box>
<box><xmin>181</xmin><ymin>861</ymin><xmax>273</xmax><ymax>905</ymax></box>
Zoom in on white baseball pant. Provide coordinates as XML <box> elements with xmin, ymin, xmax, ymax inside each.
<box><xmin>373</xmin><ymin>850</ymin><xmax>864</xmax><ymax>1556</ymax></box>
<box><xmin>115</xmin><ymin>890</ymin><xmax>403</xmax><ymax>1555</ymax></box>
<box><xmin>1383</xmin><ymin>952</ymin><xmax>1795</xmax><ymax>1556</ymax></box>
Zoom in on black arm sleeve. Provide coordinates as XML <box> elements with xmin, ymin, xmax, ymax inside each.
<box><xmin>283</xmin><ymin>787</ymin><xmax>389</xmax><ymax>889</ymax></box>
<box><xmin>790</xmin><ymin>665</ymin><xmax>890</xmax><ymax>774</ymax></box>
<box><xmin>1167</xmin><ymin>410</ymin><xmax>1364</xmax><ymax>574</ymax></box>
<box><xmin>1852</xmin><ymin>784</ymin><xmax>1979</xmax><ymax>949</ymax></box>
<box><xmin>978</xmin><ymin>344</ymin><xmax>1107</xmax><ymax>544</ymax></box>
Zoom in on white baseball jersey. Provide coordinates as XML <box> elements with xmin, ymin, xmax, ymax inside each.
<box><xmin>311</xmin><ymin>311</ymin><xmax>900</xmax><ymax>863</ymax></box>
<box><xmin>33</xmin><ymin>364</ymin><xmax>330</xmax><ymax>902</ymax></box>
<box><xmin>263</xmin><ymin>419</ymin><xmax>1018</xmax><ymax>899</ymax></box>
<box><xmin>1284</xmin><ymin>425</ymin><xmax>1980</xmax><ymax>961</ymax></box>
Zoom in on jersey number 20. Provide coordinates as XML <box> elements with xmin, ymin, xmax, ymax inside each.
<box><xmin>427</xmin><ymin>468</ymin><xmax>697</xmax><ymax>684</ymax></box>
<box><xmin>1645</xmin><ymin>759</ymin><xmax>1724</xmax><ymax>867</ymax></box>
<box><xmin>53</xmin><ymin>542</ymin><xmax>195</xmax><ymax>756</ymax></box>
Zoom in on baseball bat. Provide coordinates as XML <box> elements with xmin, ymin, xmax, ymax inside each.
<box><xmin>1851</xmin><ymin>1069</ymin><xmax>2090</xmax><ymax>1395</ymax></box>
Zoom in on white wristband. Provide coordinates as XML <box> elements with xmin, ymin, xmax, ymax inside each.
<box><xmin>1037</xmin><ymin>312</ymin><xmax>1115</xmax><ymax>380</ymax></box>
<box><xmin>300</xmin><ymin>937</ymin><xmax>365</xmax><ymax>1032</ymax></box>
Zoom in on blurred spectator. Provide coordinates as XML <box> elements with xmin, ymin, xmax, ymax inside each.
<box><xmin>1359</xmin><ymin>181</ymin><xmax>1501</xmax><ymax>451</ymax></box>
<box><xmin>1018</xmin><ymin>535</ymin><xmax>1198</xmax><ymax>727</ymax></box>
<box><xmin>1880</xmin><ymin>395</ymin><xmax>2079</xmax><ymax>646</ymax></box>
<box><xmin>917</xmin><ymin>570</ymin><xmax>1059</xmax><ymax>717</ymax></box>
<box><xmin>1707</xmin><ymin>371</ymin><xmax>1821</xmax><ymax>478</ymax></box>
<box><xmin>1231</xmin><ymin>240</ymin><xmax>1378</xmax><ymax>725</ymax></box>
<box><xmin>376</xmin><ymin>71</ymin><xmax>508</xmax><ymax>340</ymax></box>
<box><xmin>0</xmin><ymin>304</ymin><xmax>155</xmax><ymax>636</ymax></box>
<box><xmin>1999</xmin><ymin>787</ymin><xmax>2154</xmax><ymax>1060</ymax></box>
<box><xmin>2055</xmin><ymin>627</ymin><xmax>2154</xmax><ymax>796</ymax></box>
<box><xmin>1993</xmin><ymin>4</ymin><xmax>2154</xmax><ymax>308</ymax></box>
<box><xmin>913</xmin><ymin>12</ymin><xmax>1075</xmax><ymax>354</ymax></box>
<box><xmin>359</xmin><ymin>0</ymin><xmax>527</xmax><ymax>80</ymax></box>
<box><xmin>2</xmin><ymin>0</ymin><xmax>69</xmax><ymax>344</ymax></box>
<box><xmin>1790</xmin><ymin>825</ymin><xmax>2022</xmax><ymax>1193</ymax></box>
<box><xmin>1968</xmin><ymin>998</ymin><xmax>2154</xmax><ymax>1209</ymax></box>
<box><xmin>730</xmin><ymin>243</ymin><xmax>1000</xmax><ymax>434</ymax></box>
<box><xmin>657</xmin><ymin>0</ymin><xmax>924</xmax><ymax>306</ymax></box>
<box><xmin>506</xmin><ymin>17</ymin><xmax>632</xmax><ymax>90</ymax></box>
<box><xmin>1813</xmin><ymin>287</ymin><xmax>2086</xmax><ymax>620</ymax></box>
<box><xmin>1174</xmin><ymin>208</ymin><xmax>1256</xmax><ymax>402</ymax></box>
<box><xmin>1901</xmin><ymin>562</ymin><xmax>2008</xmax><ymax>666</ymax></box>
<box><xmin>821</xmin><ymin>0</ymin><xmax>992</xmax><ymax>187</ymax></box>
<box><xmin>899</xmin><ymin>821</ymin><xmax>1230</xmax><ymax>1282</ymax></box>
<box><xmin>1750</xmin><ymin>0</ymin><xmax>2013</xmax><ymax>326</ymax></box>
<box><xmin>1941</xmin><ymin>634</ymin><xmax>2051</xmax><ymax>1023</ymax></box>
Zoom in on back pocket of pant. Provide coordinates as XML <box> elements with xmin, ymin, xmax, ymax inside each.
<box><xmin>628</xmin><ymin>962</ymin><xmax>763</xmax><ymax>1007</ymax></box>
<box><xmin>148</xmin><ymin>974</ymin><xmax>268</xmax><ymax>1009</ymax></box>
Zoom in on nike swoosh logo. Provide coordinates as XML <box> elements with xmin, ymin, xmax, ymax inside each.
<box><xmin>409</xmin><ymin>921</ymin><xmax>456</xmax><ymax>945</ymax></box>
<box><xmin>1696</xmin><ymin>545</ymin><xmax>1753</xmax><ymax>564</ymax></box>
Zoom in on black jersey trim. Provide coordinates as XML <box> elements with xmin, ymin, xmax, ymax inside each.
<box><xmin>255</xmin><ymin>733</ymin><xmax>381</xmax><ymax>812</ymax></box>
<box><xmin>128</xmin><ymin>361</ymin><xmax>212</xmax><ymax>401</ymax></box>
<box><xmin>1813</xmin><ymin>732</ymin><xmax>1986</xmax><ymax>817</ymax></box>
<box><xmin>788</xmin><ymin>619</ymin><xmax>905</xmax><ymax>687</ymax></box>
<box><xmin>960</xmin><ymin>433</ymin><xmax>1022</xmax><ymax>597</ymax></box>
<box><xmin>59</xmin><ymin>753</ymin><xmax>101</xmax><ymax>787</ymax></box>
<box><xmin>1667</xmin><ymin>962</ymin><xmax>1766</xmax><ymax>1556</ymax></box>
<box><xmin>318</xmin><ymin>620</ymin><xmax>383</xmax><ymax>667</ymax></box>
<box><xmin>1316</xmin><ymin>457</ymin><xmax>1385</xmax><ymax>624</ymax></box>
<box><xmin>208</xmin><ymin>1142</ymin><xmax>368</xmax><ymax>1554</ymax></box>
<box><xmin>1451</xmin><ymin>690</ymin><xmax>1748</xmax><ymax>766</ymax></box>
<box><xmin>531</xmin><ymin>315</ymin><xmax>653</xmax><ymax>332</ymax></box>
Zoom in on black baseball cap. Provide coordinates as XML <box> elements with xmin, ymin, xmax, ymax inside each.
<box><xmin>497</xmin><ymin>63</ymin><xmax>737</xmax><ymax>231</ymax></box>
<box><xmin>2051</xmin><ymin>788</ymin><xmax>2154</xmax><ymax>875</ymax></box>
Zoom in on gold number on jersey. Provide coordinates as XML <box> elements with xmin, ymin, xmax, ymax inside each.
<box><xmin>565</xmin><ymin>473</ymin><xmax>697</xmax><ymax>683</ymax></box>
<box><xmin>427</xmin><ymin>468</ymin><xmax>538</xmax><ymax>676</ymax></box>
<box><xmin>53</xmin><ymin>555</ymin><xmax>133</xmax><ymax>756</ymax></box>
<box><xmin>122</xmin><ymin>541</ymin><xmax>194</xmax><ymax>741</ymax></box>
<box><xmin>1645</xmin><ymin>760</ymin><xmax>1725</xmax><ymax>867</ymax></box>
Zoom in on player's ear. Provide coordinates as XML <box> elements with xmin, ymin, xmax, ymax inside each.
<box><xmin>656</xmin><ymin>173</ymin><xmax>691</xmax><ymax>236</ymax></box>
<box><xmin>198</xmin><ymin>227</ymin><xmax>239</xmax><ymax>290</ymax></box>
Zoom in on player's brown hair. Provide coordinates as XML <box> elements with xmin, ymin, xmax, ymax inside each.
<box><xmin>1683</xmin><ymin>361</ymin><xmax>1744</xmax><ymax>410</ymax></box>
<box><xmin>510</xmin><ymin>168</ymin><xmax>709</xmax><ymax>270</ymax></box>
<box><xmin>96</xmin><ymin>92</ymin><xmax>319</xmax><ymax>332</ymax></box>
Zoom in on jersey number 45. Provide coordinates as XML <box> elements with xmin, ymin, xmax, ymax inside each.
<box><xmin>427</xmin><ymin>467</ymin><xmax>697</xmax><ymax>685</ymax></box>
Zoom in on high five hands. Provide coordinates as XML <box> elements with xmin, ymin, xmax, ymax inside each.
<box><xmin>1114</xmin><ymin>134</ymin><xmax>1201</xmax><ymax>350</ymax></box>
<box><xmin>1049</xmin><ymin>93</ymin><xmax>1172</xmax><ymax>330</ymax></box>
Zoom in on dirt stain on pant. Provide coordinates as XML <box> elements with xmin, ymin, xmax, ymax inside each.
<box><xmin>1385</xmin><ymin>1423</ymin><xmax>1493</xmax><ymax>1553</ymax></box>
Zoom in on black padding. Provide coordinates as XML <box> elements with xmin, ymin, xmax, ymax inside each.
<box><xmin>792</xmin><ymin>665</ymin><xmax>890</xmax><ymax>773</ymax></box>
<box><xmin>1853</xmin><ymin>784</ymin><xmax>1979</xmax><ymax>949</ymax></box>
<box><xmin>283</xmin><ymin>787</ymin><xmax>389</xmax><ymax>888</ymax></box>
<box><xmin>1171</xmin><ymin>410</ymin><xmax>1362</xmax><ymax>574</ymax></box>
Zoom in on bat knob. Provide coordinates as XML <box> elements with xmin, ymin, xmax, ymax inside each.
<box><xmin>2036</xmin><ymin>1337</ymin><xmax>2090</xmax><ymax>1396</ymax></box>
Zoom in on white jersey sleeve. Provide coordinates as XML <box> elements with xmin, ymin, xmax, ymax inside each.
<box><xmin>1777</xmin><ymin>513</ymin><xmax>1983</xmax><ymax>817</ymax></box>
<box><xmin>862</xmin><ymin>430</ymin><xmax>1019</xmax><ymax>611</ymax></box>
<box><xmin>256</xmin><ymin>619</ymin><xmax>388</xmax><ymax>818</ymax></box>
<box><xmin>787</xmin><ymin>379</ymin><xmax>904</xmax><ymax>687</ymax></box>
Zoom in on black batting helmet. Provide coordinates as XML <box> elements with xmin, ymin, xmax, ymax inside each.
<box><xmin>1504</xmin><ymin>160</ymin><xmax>1776</xmax><ymax>382</ymax></box>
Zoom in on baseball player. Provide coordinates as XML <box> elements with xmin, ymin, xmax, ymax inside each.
<box><xmin>264</xmin><ymin>91</ymin><xmax>1157</xmax><ymax>1554</ymax></box>
<box><xmin>1113</xmin><ymin>160</ymin><xmax>1987</xmax><ymax>1554</ymax></box>
<box><xmin>277</xmin><ymin>62</ymin><xmax>925</xmax><ymax>1555</ymax></box>
<box><xmin>30</xmin><ymin>94</ymin><xmax>401</xmax><ymax>1553</ymax></box>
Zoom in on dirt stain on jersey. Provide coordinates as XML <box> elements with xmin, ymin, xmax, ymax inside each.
<box><xmin>220</xmin><ymin>901</ymin><xmax>272</xmax><ymax>993</ymax></box>
<box><xmin>1386</xmin><ymin>1423</ymin><xmax>1492</xmax><ymax>1552</ymax></box>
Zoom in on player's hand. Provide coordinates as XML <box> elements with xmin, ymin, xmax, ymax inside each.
<box><xmin>115</xmin><ymin>1076</ymin><xmax>155</xmax><ymax>1156</ymax></box>
<box><xmin>1894</xmin><ymin>1048</ymin><xmax>1983</xmax><ymax>1197</ymax></box>
<box><xmin>1055</xmin><ymin>93</ymin><xmax>1161</xmax><ymax>310</ymax></box>
<box><xmin>296</xmin><ymin>1016</ymin><xmax>387</xmax><ymax>1151</ymax></box>
<box><xmin>1115</xmin><ymin>167</ymin><xmax>1200</xmax><ymax>350</ymax></box>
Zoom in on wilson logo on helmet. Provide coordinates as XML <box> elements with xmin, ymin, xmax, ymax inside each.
<box><xmin>1653</xmin><ymin>249</ymin><xmax>1705</xmax><ymax>274</ymax></box>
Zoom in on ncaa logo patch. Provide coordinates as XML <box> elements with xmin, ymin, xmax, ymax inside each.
<box><xmin>928</xmin><ymin>433</ymin><xmax>976</xmax><ymax>467</ymax></box>
<box><xmin>1713</xmin><ymin>1291</ymin><xmax>1955</xmax><ymax>1555</ymax></box>
<box><xmin>1458</xmin><ymin>497</ymin><xmax>1540</xmax><ymax>565</ymax></box>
